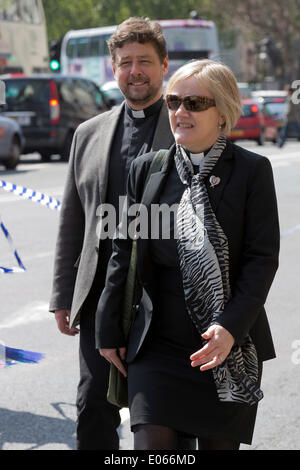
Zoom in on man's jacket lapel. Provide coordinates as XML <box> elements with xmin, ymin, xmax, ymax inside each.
<box><xmin>151</xmin><ymin>102</ymin><xmax>174</xmax><ymax>151</ymax></box>
<box><xmin>98</xmin><ymin>103</ymin><xmax>125</xmax><ymax>203</ymax></box>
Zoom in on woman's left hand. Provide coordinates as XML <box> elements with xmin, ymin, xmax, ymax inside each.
<box><xmin>190</xmin><ymin>324</ymin><xmax>234</xmax><ymax>371</ymax></box>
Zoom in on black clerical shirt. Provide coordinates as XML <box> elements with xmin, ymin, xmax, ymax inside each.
<box><xmin>98</xmin><ymin>97</ymin><xmax>164</xmax><ymax>275</ymax></box>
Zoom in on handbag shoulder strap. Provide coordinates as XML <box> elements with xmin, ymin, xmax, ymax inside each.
<box><xmin>143</xmin><ymin>149</ymin><xmax>168</xmax><ymax>192</ymax></box>
<box><xmin>122</xmin><ymin>149</ymin><xmax>169</xmax><ymax>337</ymax></box>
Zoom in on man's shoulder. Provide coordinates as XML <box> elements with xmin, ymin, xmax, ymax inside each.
<box><xmin>75</xmin><ymin>104</ymin><xmax>124</xmax><ymax>137</ymax></box>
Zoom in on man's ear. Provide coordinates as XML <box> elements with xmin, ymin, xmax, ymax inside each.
<box><xmin>112</xmin><ymin>61</ymin><xmax>116</xmax><ymax>78</ymax></box>
<box><xmin>163</xmin><ymin>56</ymin><xmax>169</xmax><ymax>77</ymax></box>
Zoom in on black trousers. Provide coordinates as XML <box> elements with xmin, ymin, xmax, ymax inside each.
<box><xmin>76</xmin><ymin>278</ymin><xmax>121</xmax><ymax>450</ymax></box>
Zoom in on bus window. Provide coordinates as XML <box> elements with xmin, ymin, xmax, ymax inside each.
<box><xmin>163</xmin><ymin>27</ymin><xmax>216</xmax><ymax>53</ymax></box>
<box><xmin>101</xmin><ymin>35</ymin><xmax>111</xmax><ymax>56</ymax></box>
<box><xmin>77</xmin><ymin>38</ymin><xmax>89</xmax><ymax>58</ymax></box>
<box><xmin>66</xmin><ymin>38</ymin><xmax>76</xmax><ymax>58</ymax></box>
<box><xmin>90</xmin><ymin>36</ymin><xmax>100</xmax><ymax>57</ymax></box>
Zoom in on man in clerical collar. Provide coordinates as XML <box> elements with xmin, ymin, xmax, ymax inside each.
<box><xmin>50</xmin><ymin>17</ymin><xmax>195</xmax><ymax>451</ymax></box>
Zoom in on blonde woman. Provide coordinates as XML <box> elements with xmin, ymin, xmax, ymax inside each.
<box><xmin>96</xmin><ymin>60</ymin><xmax>280</xmax><ymax>450</ymax></box>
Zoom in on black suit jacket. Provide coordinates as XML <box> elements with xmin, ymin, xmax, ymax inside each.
<box><xmin>96</xmin><ymin>140</ymin><xmax>280</xmax><ymax>363</ymax></box>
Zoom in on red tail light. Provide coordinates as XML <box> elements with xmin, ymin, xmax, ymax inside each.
<box><xmin>49</xmin><ymin>80</ymin><xmax>60</xmax><ymax>124</ymax></box>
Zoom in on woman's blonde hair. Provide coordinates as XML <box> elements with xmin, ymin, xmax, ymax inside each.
<box><xmin>165</xmin><ymin>59</ymin><xmax>242</xmax><ymax>135</ymax></box>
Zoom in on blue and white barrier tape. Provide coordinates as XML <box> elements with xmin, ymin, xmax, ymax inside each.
<box><xmin>0</xmin><ymin>180</ymin><xmax>61</xmax><ymax>273</ymax></box>
<box><xmin>0</xmin><ymin>219</ymin><xmax>26</xmax><ymax>274</ymax></box>
<box><xmin>0</xmin><ymin>180</ymin><xmax>61</xmax><ymax>211</ymax></box>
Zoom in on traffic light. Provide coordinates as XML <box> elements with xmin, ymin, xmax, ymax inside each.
<box><xmin>49</xmin><ymin>40</ymin><xmax>62</xmax><ymax>72</ymax></box>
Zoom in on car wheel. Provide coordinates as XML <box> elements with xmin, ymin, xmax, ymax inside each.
<box><xmin>257</xmin><ymin>128</ymin><xmax>265</xmax><ymax>146</ymax></box>
<box><xmin>60</xmin><ymin>131</ymin><xmax>74</xmax><ymax>162</ymax></box>
<box><xmin>5</xmin><ymin>137</ymin><xmax>21</xmax><ymax>170</ymax></box>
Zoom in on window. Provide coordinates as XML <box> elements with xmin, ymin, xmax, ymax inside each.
<box><xmin>101</xmin><ymin>35</ymin><xmax>111</xmax><ymax>56</ymax></box>
<box><xmin>58</xmin><ymin>79</ymin><xmax>74</xmax><ymax>104</ymax></box>
<box><xmin>163</xmin><ymin>27</ymin><xmax>211</xmax><ymax>52</ymax></box>
<box><xmin>73</xmin><ymin>79</ymin><xmax>95</xmax><ymax>107</ymax></box>
<box><xmin>66</xmin><ymin>34</ymin><xmax>111</xmax><ymax>59</ymax></box>
<box><xmin>4</xmin><ymin>79</ymin><xmax>49</xmax><ymax>106</ymax></box>
<box><xmin>66</xmin><ymin>39</ymin><xmax>76</xmax><ymax>58</ymax></box>
<box><xmin>21</xmin><ymin>0</ymin><xmax>41</xmax><ymax>24</ymax></box>
<box><xmin>1</xmin><ymin>0</ymin><xmax>21</xmax><ymax>22</ymax></box>
<box><xmin>84</xmin><ymin>80</ymin><xmax>104</xmax><ymax>108</ymax></box>
<box><xmin>77</xmin><ymin>38</ymin><xmax>89</xmax><ymax>58</ymax></box>
<box><xmin>90</xmin><ymin>36</ymin><xmax>100</xmax><ymax>57</ymax></box>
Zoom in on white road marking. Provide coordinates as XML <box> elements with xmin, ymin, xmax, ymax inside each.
<box><xmin>22</xmin><ymin>251</ymin><xmax>54</xmax><ymax>262</ymax></box>
<box><xmin>281</xmin><ymin>224</ymin><xmax>300</xmax><ymax>238</ymax></box>
<box><xmin>0</xmin><ymin>302</ymin><xmax>51</xmax><ymax>330</ymax></box>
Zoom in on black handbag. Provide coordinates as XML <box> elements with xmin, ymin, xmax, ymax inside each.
<box><xmin>107</xmin><ymin>149</ymin><xmax>168</xmax><ymax>408</ymax></box>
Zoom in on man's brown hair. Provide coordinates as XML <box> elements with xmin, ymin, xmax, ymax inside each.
<box><xmin>108</xmin><ymin>17</ymin><xmax>167</xmax><ymax>64</ymax></box>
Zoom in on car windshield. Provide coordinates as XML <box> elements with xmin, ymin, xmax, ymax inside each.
<box><xmin>100</xmin><ymin>82</ymin><xmax>124</xmax><ymax>106</ymax></box>
<box><xmin>264</xmin><ymin>101</ymin><xmax>287</xmax><ymax>117</ymax></box>
<box><xmin>5</xmin><ymin>79</ymin><xmax>49</xmax><ymax>107</ymax></box>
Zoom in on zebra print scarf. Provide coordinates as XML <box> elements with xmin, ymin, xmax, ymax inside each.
<box><xmin>175</xmin><ymin>135</ymin><xmax>263</xmax><ymax>406</ymax></box>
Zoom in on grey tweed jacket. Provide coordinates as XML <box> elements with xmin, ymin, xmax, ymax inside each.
<box><xmin>49</xmin><ymin>101</ymin><xmax>174</xmax><ymax>327</ymax></box>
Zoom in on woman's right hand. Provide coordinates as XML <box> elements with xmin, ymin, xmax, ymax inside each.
<box><xmin>99</xmin><ymin>347</ymin><xmax>127</xmax><ymax>378</ymax></box>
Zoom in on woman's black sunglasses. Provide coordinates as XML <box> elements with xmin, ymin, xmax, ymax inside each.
<box><xmin>166</xmin><ymin>94</ymin><xmax>216</xmax><ymax>112</ymax></box>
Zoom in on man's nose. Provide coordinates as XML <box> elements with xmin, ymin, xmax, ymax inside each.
<box><xmin>130</xmin><ymin>61</ymin><xmax>143</xmax><ymax>75</ymax></box>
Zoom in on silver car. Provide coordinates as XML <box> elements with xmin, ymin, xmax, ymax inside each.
<box><xmin>0</xmin><ymin>114</ymin><xmax>25</xmax><ymax>170</ymax></box>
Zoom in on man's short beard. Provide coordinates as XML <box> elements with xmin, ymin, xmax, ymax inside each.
<box><xmin>122</xmin><ymin>83</ymin><xmax>162</xmax><ymax>107</ymax></box>
<box><xmin>127</xmin><ymin>90</ymin><xmax>153</xmax><ymax>106</ymax></box>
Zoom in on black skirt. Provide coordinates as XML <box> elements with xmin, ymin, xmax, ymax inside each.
<box><xmin>128</xmin><ymin>266</ymin><xmax>261</xmax><ymax>445</ymax></box>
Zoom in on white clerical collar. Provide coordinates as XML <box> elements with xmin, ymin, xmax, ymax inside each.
<box><xmin>131</xmin><ymin>109</ymin><xmax>145</xmax><ymax>118</ymax></box>
<box><xmin>190</xmin><ymin>152</ymin><xmax>205</xmax><ymax>165</ymax></box>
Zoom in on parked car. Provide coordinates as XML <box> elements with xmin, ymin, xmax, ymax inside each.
<box><xmin>1</xmin><ymin>74</ymin><xmax>108</xmax><ymax>161</ymax></box>
<box><xmin>228</xmin><ymin>98</ymin><xmax>279</xmax><ymax>145</ymax></box>
<box><xmin>251</xmin><ymin>90</ymin><xmax>300</xmax><ymax>141</ymax></box>
<box><xmin>100</xmin><ymin>80</ymin><xmax>125</xmax><ymax>108</ymax></box>
<box><xmin>0</xmin><ymin>113</ymin><xmax>25</xmax><ymax>170</ymax></box>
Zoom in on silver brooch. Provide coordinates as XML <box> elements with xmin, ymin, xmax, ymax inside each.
<box><xmin>209</xmin><ymin>175</ymin><xmax>221</xmax><ymax>188</ymax></box>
